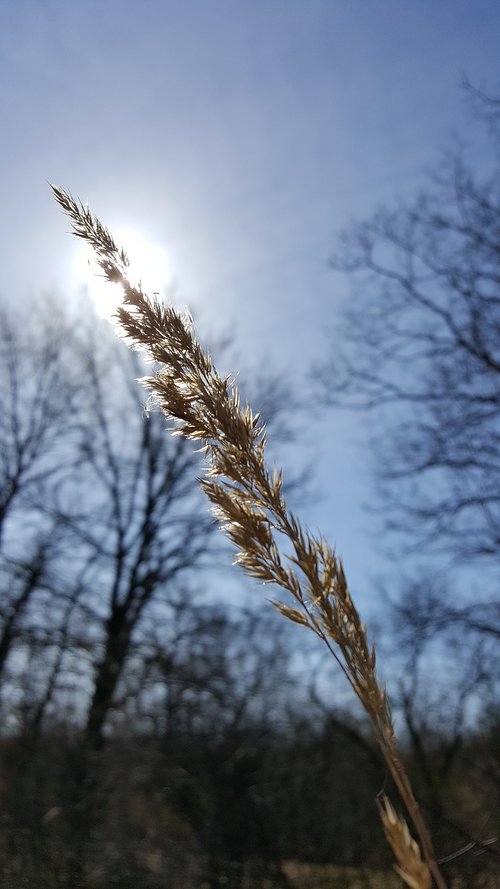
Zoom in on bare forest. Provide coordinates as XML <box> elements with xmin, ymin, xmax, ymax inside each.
<box><xmin>1</xmin><ymin>89</ymin><xmax>500</xmax><ymax>889</ymax></box>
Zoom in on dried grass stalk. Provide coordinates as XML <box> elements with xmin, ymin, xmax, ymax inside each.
<box><xmin>379</xmin><ymin>795</ymin><xmax>432</xmax><ymax>889</ymax></box>
<box><xmin>51</xmin><ymin>185</ymin><xmax>448</xmax><ymax>889</ymax></box>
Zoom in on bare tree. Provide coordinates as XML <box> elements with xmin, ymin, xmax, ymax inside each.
<box><xmin>316</xmin><ymin>92</ymin><xmax>500</xmax><ymax>570</ymax></box>
<box><xmin>0</xmin><ymin>302</ymin><xmax>82</xmax><ymax>542</ymax></box>
<box><xmin>49</xmin><ymin>331</ymin><xmax>216</xmax><ymax>749</ymax></box>
<box><xmin>0</xmin><ymin>300</ymin><xmax>87</xmax><ymax>707</ymax></box>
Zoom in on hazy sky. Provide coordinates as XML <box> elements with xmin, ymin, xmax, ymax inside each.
<box><xmin>1</xmin><ymin>0</ymin><xmax>499</xmax><ymax>607</ymax></box>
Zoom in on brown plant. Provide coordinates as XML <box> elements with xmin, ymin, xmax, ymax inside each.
<box><xmin>379</xmin><ymin>795</ymin><xmax>433</xmax><ymax>889</ymax></box>
<box><xmin>51</xmin><ymin>184</ymin><xmax>448</xmax><ymax>889</ymax></box>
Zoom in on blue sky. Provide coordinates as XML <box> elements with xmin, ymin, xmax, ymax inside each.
<box><xmin>1</xmin><ymin>0</ymin><xmax>499</xmax><ymax>609</ymax></box>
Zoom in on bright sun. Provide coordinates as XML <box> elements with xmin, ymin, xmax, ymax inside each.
<box><xmin>74</xmin><ymin>227</ymin><xmax>171</xmax><ymax>320</ymax></box>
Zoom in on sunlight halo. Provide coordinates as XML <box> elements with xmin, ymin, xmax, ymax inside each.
<box><xmin>74</xmin><ymin>227</ymin><xmax>171</xmax><ymax>320</ymax></box>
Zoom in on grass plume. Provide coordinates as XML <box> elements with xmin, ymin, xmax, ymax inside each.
<box><xmin>51</xmin><ymin>184</ymin><xmax>447</xmax><ymax>889</ymax></box>
<box><xmin>379</xmin><ymin>795</ymin><xmax>433</xmax><ymax>889</ymax></box>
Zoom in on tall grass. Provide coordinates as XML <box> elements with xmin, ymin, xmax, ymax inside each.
<box><xmin>52</xmin><ymin>185</ymin><xmax>447</xmax><ymax>889</ymax></box>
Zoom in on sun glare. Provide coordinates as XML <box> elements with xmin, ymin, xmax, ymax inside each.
<box><xmin>74</xmin><ymin>227</ymin><xmax>171</xmax><ymax>320</ymax></box>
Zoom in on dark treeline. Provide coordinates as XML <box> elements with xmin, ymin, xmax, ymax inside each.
<box><xmin>0</xmin><ymin>297</ymin><xmax>498</xmax><ymax>888</ymax></box>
